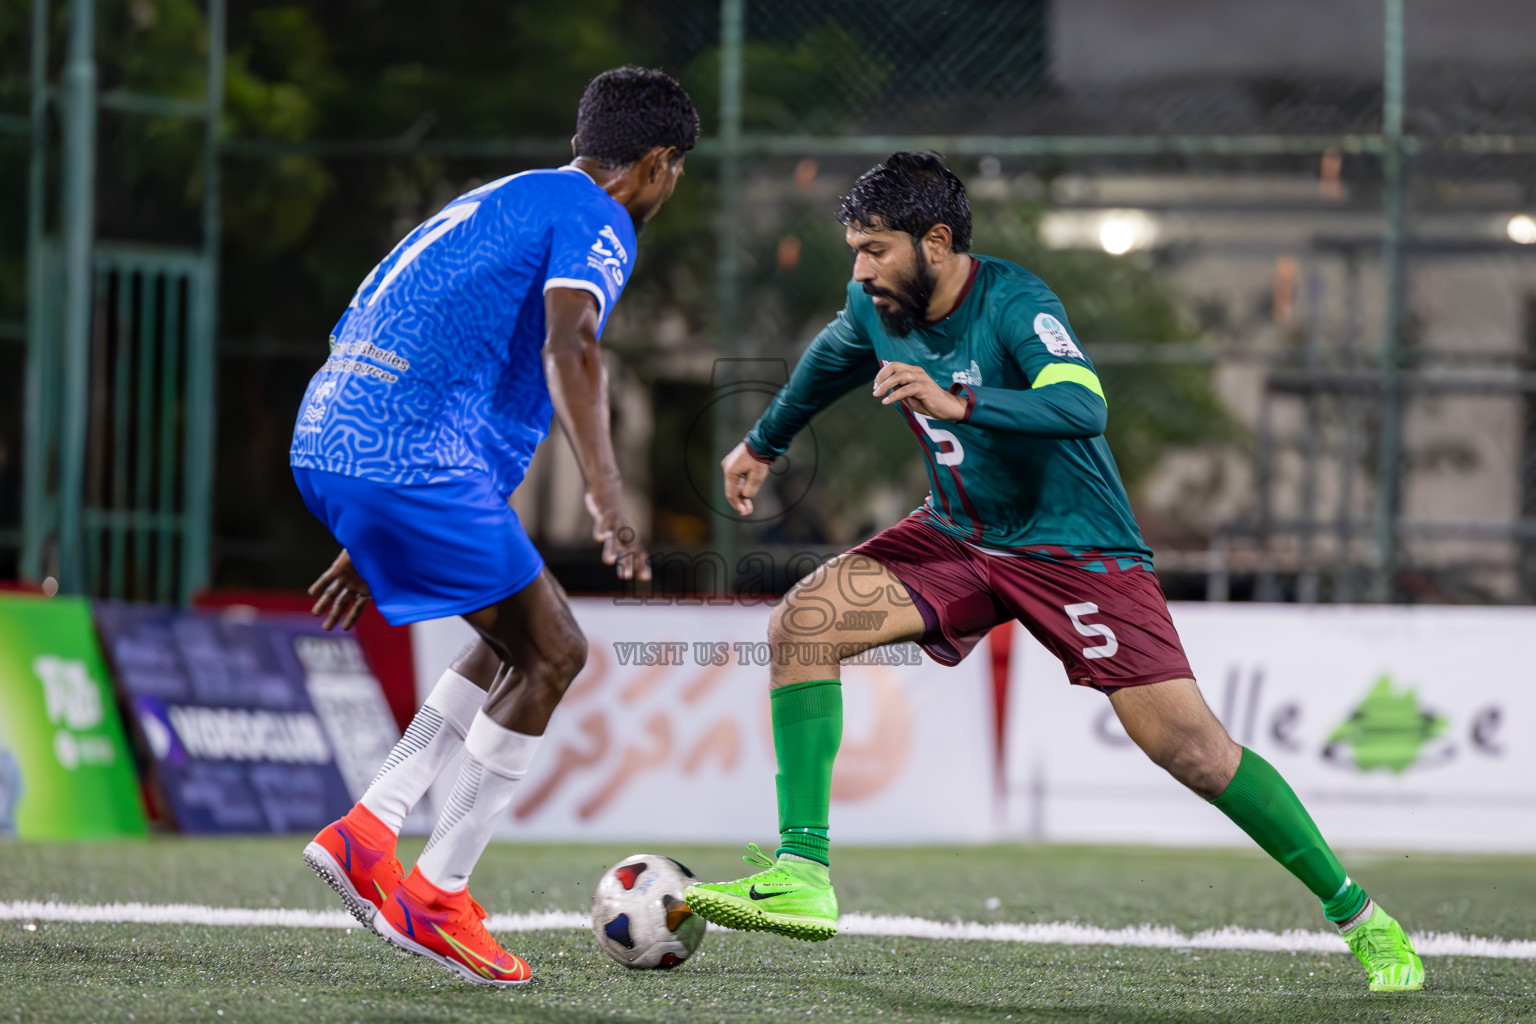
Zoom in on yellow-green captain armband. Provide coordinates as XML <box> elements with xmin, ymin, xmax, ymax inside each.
<box><xmin>1031</xmin><ymin>362</ymin><xmax>1106</xmax><ymax>404</ymax></box>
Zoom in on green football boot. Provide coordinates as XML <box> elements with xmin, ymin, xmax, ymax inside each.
<box><xmin>1341</xmin><ymin>902</ymin><xmax>1425</xmax><ymax>992</ymax></box>
<box><xmin>684</xmin><ymin>843</ymin><xmax>838</xmax><ymax>941</ymax></box>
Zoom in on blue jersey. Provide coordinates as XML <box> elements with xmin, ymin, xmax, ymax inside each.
<box><xmin>289</xmin><ymin>166</ymin><xmax>635</xmax><ymax>497</ymax></box>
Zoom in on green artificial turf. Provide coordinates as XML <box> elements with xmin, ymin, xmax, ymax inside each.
<box><xmin>2</xmin><ymin>838</ymin><xmax>1533</xmax><ymax>1023</ymax></box>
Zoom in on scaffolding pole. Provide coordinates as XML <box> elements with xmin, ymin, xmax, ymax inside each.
<box><xmin>20</xmin><ymin>0</ymin><xmax>50</xmax><ymax>582</ymax></box>
<box><xmin>57</xmin><ymin>0</ymin><xmax>96</xmax><ymax>595</ymax></box>
<box><xmin>180</xmin><ymin>0</ymin><xmax>224</xmax><ymax>601</ymax></box>
<box><xmin>713</xmin><ymin>0</ymin><xmax>744</xmax><ymax>588</ymax></box>
<box><xmin>1372</xmin><ymin>0</ymin><xmax>1407</xmax><ymax>603</ymax></box>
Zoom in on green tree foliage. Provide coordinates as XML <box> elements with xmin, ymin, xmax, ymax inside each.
<box><xmin>0</xmin><ymin>0</ymin><xmax>38</xmax><ymax>320</ymax></box>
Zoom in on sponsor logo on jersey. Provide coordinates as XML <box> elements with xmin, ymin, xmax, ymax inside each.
<box><xmin>331</xmin><ymin>361</ymin><xmax>398</xmax><ymax>384</ymax></box>
<box><xmin>588</xmin><ymin>226</ymin><xmax>628</xmax><ymax>294</ymax></box>
<box><xmin>336</xmin><ymin>341</ymin><xmax>411</xmax><ymax>373</ymax></box>
<box><xmin>1034</xmin><ymin>312</ymin><xmax>1083</xmax><ymax>358</ymax></box>
<box><xmin>598</xmin><ymin>224</ymin><xmax>629</xmax><ymax>263</ymax></box>
<box><xmin>951</xmin><ymin>360</ymin><xmax>983</xmax><ymax>387</ymax></box>
<box><xmin>301</xmin><ymin>381</ymin><xmax>337</xmax><ymax>425</ymax></box>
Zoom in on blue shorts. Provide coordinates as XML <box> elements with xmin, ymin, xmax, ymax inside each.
<box><xmin>293</xmin><ymin>467</ymin><xmax>545</xmax><ymax>626</ymax></box>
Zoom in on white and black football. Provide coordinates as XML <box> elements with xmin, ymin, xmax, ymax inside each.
<box><xmin>590</xmin><ymin>853</ymin><xmax>707</xmax><ymax>969</ymax></box>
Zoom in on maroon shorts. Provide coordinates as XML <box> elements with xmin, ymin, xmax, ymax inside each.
<box><xmin>851</xmin><ymin>515</ymin><xmax>1193</xmax><ymax>691</ymax></box>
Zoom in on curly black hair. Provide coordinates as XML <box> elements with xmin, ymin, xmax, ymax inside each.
<box><xmin>838</xmin><ymin>151</ymin><xmax>972</xmax><ymax>253</ymax></box>
<box><xmin>573</xmin><ymin>66</ymin><xmax>700</xmax><ymax>170</ymax></box>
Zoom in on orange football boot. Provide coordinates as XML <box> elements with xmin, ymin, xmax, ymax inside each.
<box><xmin>302</xmin><ymin>803</ymin><xmax>404</xmax><ymax>930</ymax></box>
<box><xmin>373</xmin><ymin>866</ymin><xmax>532</xmax><ymax>987</ymax></box>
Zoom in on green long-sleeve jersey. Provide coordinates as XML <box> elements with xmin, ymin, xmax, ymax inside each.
<box><xmin>745</xmin><ymin>254</ymin><xmax>1153</xmax><ymax>571</ymax></box>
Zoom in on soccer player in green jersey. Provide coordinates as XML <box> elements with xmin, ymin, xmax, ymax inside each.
<box><xmin>684</xmin><ymin>152</ymin><xmax>1423</xmax><ymax>993</ymax></box>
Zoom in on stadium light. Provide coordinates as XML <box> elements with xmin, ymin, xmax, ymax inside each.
<box><xmin>1507</xmin><ymin>214</ymin><xmax>1536</xmax><ymax>245</ymax></box>
<box><xmin>1099</xmin><ymin>219</ymin><xmax>1136</xmax><ymax>255</ymax></box>
<box><xmin>1038</xmin><ymin>209</ymin><xmax>1159</xmax><ymax>253</ymax></box>
<box><xmin>1097</xmin><ymin>210</ymin><xmax>1156</xmax><ymax>255</ymax></box>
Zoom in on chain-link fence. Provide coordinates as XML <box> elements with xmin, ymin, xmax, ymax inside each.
<box><xmin>682</xmin><ymin>0</ymin><xmax>1536</xmax><ymax>605</ymax></box>
<box><xmin>5</xmin><ymin>0</ymin><xmax>1535</xmax><ymax>603</ymax></box>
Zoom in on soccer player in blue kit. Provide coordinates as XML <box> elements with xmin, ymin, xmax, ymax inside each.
<box><xmin>288</xmin><ymin>67</ymin><xmax>697</xmax><ymax>986</ymax></box>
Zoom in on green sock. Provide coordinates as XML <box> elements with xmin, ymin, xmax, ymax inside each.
<box><xmin>771</xmin><ymin>679</ymin><xmax>842</xmax><ymax>866</ymax></box>
<box><xmin>1211</xmin><ymin>747</ymin><xmax>1368</xmax><ymax>922</ymax></box>
<box><xmin>1321</xmin><ymin>877</ymin><xmax>1370</xmax><ymax>925</ymax></box>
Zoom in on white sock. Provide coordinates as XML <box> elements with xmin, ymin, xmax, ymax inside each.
<box><xmin>358</xmin><ymin>669</ymin><xmax>484</xmax><ymax>834</ymax></box>
<box><xmin>414</xmin><ymin>712</ymin><xmax>542</xmax><ymax>892</ymax></box>
<box><xmin>1337</xmin><ymin>897</ymin><xmax>1376</xmax><ymax>933</ymax></box>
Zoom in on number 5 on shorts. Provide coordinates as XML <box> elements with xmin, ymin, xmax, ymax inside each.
<box><xmin>1064</xmin><ymin>602</ymin><xmax>1118</xmax><ymax>659</ymax></box>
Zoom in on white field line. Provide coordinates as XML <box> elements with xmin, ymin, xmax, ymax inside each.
<box><xmin>2</xmin><ymin>901</ymin><xmax>1532</xmax><ymax>960</ymax></box>
<box><xmin>837</xmin><ymin>914</ymin><xmax>1536</xmax><ymax>960</ymax></box>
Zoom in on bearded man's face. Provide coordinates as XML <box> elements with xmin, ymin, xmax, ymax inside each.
<box><xmin>846</xmin><ymin>225</ymin><xmax>938</xmax><ymax>337</ymax></box>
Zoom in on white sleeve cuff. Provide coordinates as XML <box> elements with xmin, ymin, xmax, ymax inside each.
<box><xmin>543</xmin><ymin>277</ymin><xmax>607</xmax><ymax>323</ymax></box>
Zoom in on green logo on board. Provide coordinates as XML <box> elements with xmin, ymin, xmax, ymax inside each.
<box><xmin>1325</xmin><ymin>676</ymin><xmax>1448</xmax><ymax>774</ymax></box>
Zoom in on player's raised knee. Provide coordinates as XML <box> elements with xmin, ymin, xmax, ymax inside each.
<box><xmin>766</xmin><ymin>587</ymin><xmax>836</xmax><ymax>651</ymax></box>
<box><xmin>765</xmin><ymin>600</ymin><xmax>794</xmax><ymax>649</ymax></box>
<box><xmin>1157</xmin><ymin>739</ymin><xmax>1238</xmax><ymax>800</ymax></box>
<box><xmin>541</xmin><ymin>628</ymin><xmax>589</xmax><ymax>691</ymax></box>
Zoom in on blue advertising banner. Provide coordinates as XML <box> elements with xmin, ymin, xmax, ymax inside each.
<box><xmin>93</xmin><ymin>604</ymin><xmax>363</xmax><ymax>834</ymax></box>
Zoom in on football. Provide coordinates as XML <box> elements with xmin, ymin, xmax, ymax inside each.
<box><xmin>590</xmin><ymin>854</ymin><xmax>708</xmax><ymax>969</ymax></box>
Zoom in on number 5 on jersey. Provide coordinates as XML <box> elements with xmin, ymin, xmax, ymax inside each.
<box><xmin>913</xmin><ymin>412</ymin><xmax>965</xmax><ymax>466</ymax></box>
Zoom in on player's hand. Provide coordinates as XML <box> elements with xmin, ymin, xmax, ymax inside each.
<box><xmin>721</xmin><ymin>441</ymin><xmax>772</xmax><ymax>516</ymax></box>
<box><xmin>873</xmin><ymin>362</ymin><xmax>968</xmax><ymax>421</ymax></box>
<box><xmin>585</xmin><ymin>488</ymin><xmax>651</xmax><ymax>582</ymax></box>
<box><xmin>308</xmin><ymin>549</ymin><xmax>371</xmax><ymax>631</ymax></box>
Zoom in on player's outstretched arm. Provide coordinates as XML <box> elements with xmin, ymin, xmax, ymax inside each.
<box><xmin>309</xmin><ymin>548</ymin><xmax>371</xmax><ymax>631</ymax></box>
<box><xmin>542</xmin><ymin>287</ymin><xmax>650</xmax><ymax>581</ymax></box>
<box><xmin>743</xmin><ymin>298</ymin><xmax>878</xmax><ymax>461</ymax></box>
<box><xmin>728</xmin><ymin>287</ymin><xmax>875</xmax><ymax>509</ymax></box>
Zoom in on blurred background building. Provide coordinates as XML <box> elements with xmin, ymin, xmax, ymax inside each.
<box><xmin>1</xmin><ymin>0</ymin><xmax>1534</xmax><ymax>604</ymax></box>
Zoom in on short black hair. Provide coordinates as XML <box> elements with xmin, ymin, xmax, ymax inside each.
<box><xmin>573</xmin><ymin>66</ymin><xmax>699</xmax><ymax>169</ymax></box>
<box><xmin>838</xmin><ymin>151</ymin><xmax>972</xmax><ymax>253</ymax></box>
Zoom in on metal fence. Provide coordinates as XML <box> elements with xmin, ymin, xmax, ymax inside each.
<box><xmin>703</xmin><ymin>0</ymin><xmax>1536</xmax><ymax>604</ymax></box>
<box><xmin>4</xmin><ymin>0</ymin><xmax>1535</xmax><ymax>604</ymax></box>
<box><xmin>5</xmin><ymin>0</ymin><xmax>222</xmax><ymax>602</ymax></box>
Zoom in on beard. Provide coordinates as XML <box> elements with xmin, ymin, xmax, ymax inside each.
<box><xmin>862</xmin><ymin>245</ymin><xmax>937</xmax><ymax>338</ymax></box>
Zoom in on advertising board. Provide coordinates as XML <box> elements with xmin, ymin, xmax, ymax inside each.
<box><xmin>0</xmin><ymin>594</ymin><xmax>146</xmax><ymax>839</ymax></box>
<box><xmin>94</xmin><ymin>604</ymin><xmax>365</xmax><ymax>833</ymax></box>
<box><xmin>412</xmin><ymin>598</ymin><xmax>997</xmax><ymax>843</ymax></box>
<box><xmin>291</xmin><ymin>629</ymin><xmax>408</xmax><ymax>803</ymax></box>
<box><xmin>1005</xmin><ymin>603</ymin><xmax>1536</xmax><ymax>851</ymax></box>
